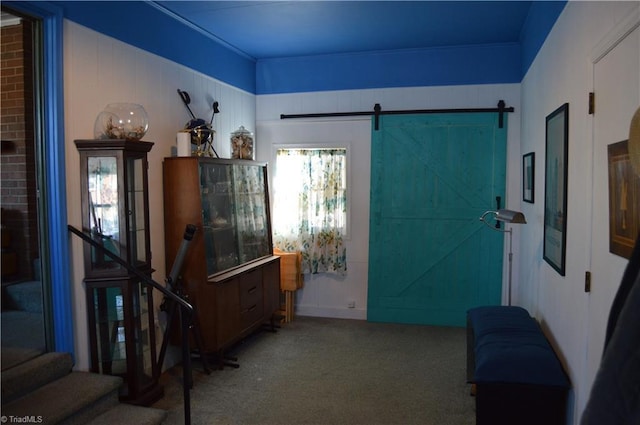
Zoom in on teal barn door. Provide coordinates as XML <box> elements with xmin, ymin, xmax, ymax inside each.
<box><xmin>367</xmin><ymin>112</ymin><xmax>507</xmax><ymax>326</ymax></box>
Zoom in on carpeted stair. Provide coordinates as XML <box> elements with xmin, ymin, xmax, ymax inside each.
<box><xmin>1</xmin><ymin>352</ymin><xmax>167</xmax><ymax>425</ymax></box>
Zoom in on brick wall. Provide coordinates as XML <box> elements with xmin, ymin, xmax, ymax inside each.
<box><xmin>1</xmin><ymin>19</ymin><xmax>39</xmax><ymax>281</ymax></box>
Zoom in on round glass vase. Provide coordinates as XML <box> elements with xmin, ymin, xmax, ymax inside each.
<box><xmin>94</xmin><ymin>103</ymin><xmax>149</xmax><ymax>141</ymax></box>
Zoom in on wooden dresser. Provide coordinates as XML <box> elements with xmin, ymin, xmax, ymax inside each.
<box><xmin>162</xmin><ymin>157</ymin><xmax>280</xmax><ymax>365</ymax></box>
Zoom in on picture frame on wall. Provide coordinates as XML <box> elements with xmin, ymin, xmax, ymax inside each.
<box><xmin>523</xmin><ymin>152</ymin><xmax>535</xmax><ymax>203</ymax></box>
<box><xmin>607</xmin><ymin>140</ymin><xmax>640</xmax><ymax>259</ymax></box>
<box><xmin>543</xmin><ymin>103</ymin><xmax>569</xmax><ymax>276</ymax></box>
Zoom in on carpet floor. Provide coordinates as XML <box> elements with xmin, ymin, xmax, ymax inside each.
<box><xmin>153</xmin><ymin>316</ymin><xmax>475</xmax><ymax>425</ymax></box>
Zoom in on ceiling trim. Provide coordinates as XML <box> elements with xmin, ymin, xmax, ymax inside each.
<box><xmin>148</xmin><ymin>1</ymin><xmax>256</xmax><ymax>61</ymax></box>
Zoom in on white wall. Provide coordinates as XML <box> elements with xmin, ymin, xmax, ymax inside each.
<box><xmin>257</xmin><ymin>84</ymin><xmax>522</xmax><ymax>320</ymax></box>
<box><xmin>63</xmin><ymin>21</ymin><xmax>256</xmax><ymax>371</ymax></box>
<box><xmin>518</xmin><ymin>2</ymin><xmax>639</xmax><ymax>423</ymax></box>
<box><xmin>257</xmin><ymin>118</ymin><xmax>372</xmax><ymax>319</ymax></box>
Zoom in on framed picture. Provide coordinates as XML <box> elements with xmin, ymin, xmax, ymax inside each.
<box><xmin>543</xmin><ymin>103</ymin><xmax>569</xmax><ymax>276</ymax></box>
<box><xmin>523</xmin><ymin>152</ymin><xmax>535</xmax><ymax>203</ymax></box>
<box><xmin>608</xmin><ymin>140</ymin><xmax>640</xmax><ymax>259</ymax></box>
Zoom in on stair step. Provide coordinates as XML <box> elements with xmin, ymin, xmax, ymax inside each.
<box><xmin>1</xmin><ymin>352</ymin><xmax>73</xmax><ymax>404</ymax></box>
<box><xmin>86</xmin><ymin>404</ymin><xmax>167</xmax><ymax>425</ymax></box>
<box><xmin>2</xmin><ymin>371</ymin><xmax>122</xmax><ymax>424</ymax></box>
<box><xmin>3</xmin><ymin>280</ymin><xmax>43</xmax><ymax>313</ymax></box>
<box><xmin>1</xmin><ymin>346</ymin><xmax>43</xmax><ymax>371</ymax></box>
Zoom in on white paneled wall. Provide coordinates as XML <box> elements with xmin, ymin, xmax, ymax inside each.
<box><xmin>257</xmin><ymin>118</ymin><xmax>372</xmax><ymax>320</ymax></box>
<box><xmin>63</xmin><ymin>21</ymin><xmax>255</xmax><ymax>371</ymax></box>
<box><xmin>257</xmin><ymin>84</ymin><xmax>521</xmax><ymax>320</ymax></box>
<box><xmin>519</xmin><ymin>2</ymin><xmax>639</xmax><ymax>423</ymax></box>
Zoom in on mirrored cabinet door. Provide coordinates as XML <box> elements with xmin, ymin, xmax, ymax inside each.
<box><xmin>86</xmin><ymin>155</ymin><xmax>122</xmax><ymax>273</ymax></box>
<box><xmin>76</xmin><ymin>140</ymin><xmax>153</xmax><ymax>277</ymax></box>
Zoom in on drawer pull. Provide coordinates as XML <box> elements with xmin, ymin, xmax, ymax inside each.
<box><xmin>242</xmin><ymin>305</ymin><xmax>258</xmax><ymax>314</ymax></box>
<box><xmin>248</xmin><ymin>286</ymin><xmax>258</xmax><ymax>294</ymax></box>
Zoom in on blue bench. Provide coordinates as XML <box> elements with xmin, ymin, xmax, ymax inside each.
<box><xmin>467</xmin><ymin>306</ymin><xmax>571</xmax><ymax>425</ymax></box>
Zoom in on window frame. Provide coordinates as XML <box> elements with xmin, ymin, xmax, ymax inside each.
<box><xmin>271</xmin><ymin>142</ymin><xmax>352</xmax><ymax>240</ymax></box>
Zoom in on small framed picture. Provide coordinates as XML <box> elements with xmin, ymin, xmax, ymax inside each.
<box><xmin>608</xmin><ymin>140</ymin><xmax>640</xmax><ymax>259</ymax></box>
<box><xmin>523</xmin><ymin>152</ymin><xmax>535</xmax><ymax>203</ymax></box>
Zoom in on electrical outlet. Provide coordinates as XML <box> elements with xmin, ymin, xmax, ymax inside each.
<box><xmin>348</xmin><ymin>301</ymin><xmax>356</xmax><ymax>308</ymax></box>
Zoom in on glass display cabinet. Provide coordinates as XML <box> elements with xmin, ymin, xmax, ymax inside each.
<box><xmin>163</xmin><ymin>157</ymin><xmax>280</xmax><ymax>363</ymax></box>
<box><xmin>198</xmin><ymin>160</ymin><xmax>271</xmax><ymax>274</ymax></box>
<box><xmin>75</xmin><ymin>139</ymin><xmax>162</xmax><ymax>405</ymax></box>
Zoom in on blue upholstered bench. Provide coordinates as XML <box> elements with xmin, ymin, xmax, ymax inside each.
<box><xmin>467</xmin><ymin>306</ymin><xmax>571</xmax><ymax>425</ymax></box>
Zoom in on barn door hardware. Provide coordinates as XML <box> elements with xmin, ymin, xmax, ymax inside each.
<box><xmin>281</xmin><ymin>100</ymin><xmax>514</xmax><ymax>130</ymax></box>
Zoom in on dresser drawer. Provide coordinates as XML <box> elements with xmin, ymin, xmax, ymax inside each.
<box><xmin>239</xmin><ymin>268</ymin><xmax>263</xmax><ymax>309</ymax></box>
<box><xmin>239</xmin><ymin>268</ymin><xmax>264</xmax><ymax>328</ymax></box>
<box><xmin>240</xmin><ymin>301</ymin><xmax>264</xmax><ymax>329</ymax></box>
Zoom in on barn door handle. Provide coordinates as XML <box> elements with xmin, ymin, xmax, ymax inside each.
<box><xmin>495</xmin><ymin>196</ymin><xmax>501</xmax><ymax>229</ymax></box>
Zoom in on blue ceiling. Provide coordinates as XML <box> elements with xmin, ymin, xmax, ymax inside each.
<box><xmin>46</xmin><ymin>0</ymin><xmax>566</xmax><ymax>93</ymax></box>
<box><xmin>155</xmin><ymin>1</ymin><xmax>536</xmax><ymax>60</ymax></box>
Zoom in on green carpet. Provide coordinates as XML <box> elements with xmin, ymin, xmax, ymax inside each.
<box><xmin>154</xmin><ymin>316</ymin><xmax>475</xmax><ymax>425</ymax></box>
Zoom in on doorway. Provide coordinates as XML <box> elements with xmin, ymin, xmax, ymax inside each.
<box><xmin>1</xmin><ymin>9</ymin><xmax>48</xmax><ymax>368</ymax></box>
<box><xmin>584</xmin><ymin>18</ymin><xmax>640</xmax><ymax>411</ymax></box>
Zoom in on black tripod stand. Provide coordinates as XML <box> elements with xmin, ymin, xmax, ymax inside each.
<box><xmin>158</xmin><ymin>224</ymin><xmax>211</xmax><ymax>381</ymax></box>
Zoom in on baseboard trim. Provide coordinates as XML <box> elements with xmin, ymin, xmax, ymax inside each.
<box><xmin>296</xmin><ymin>305</ymin><xmax>367</xmax><ymax>320</ymax></box>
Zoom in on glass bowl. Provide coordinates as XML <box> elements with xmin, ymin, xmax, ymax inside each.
<box><xmin>94</xmin><ymin>103</ymin><xmax>148</xmax><ymax>141</ymax></box>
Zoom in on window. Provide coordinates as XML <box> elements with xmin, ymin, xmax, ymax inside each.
<box><xmin>272</xmin><ymin>147</ymin><xmax>347</xmax><ymax>275</ymax></box>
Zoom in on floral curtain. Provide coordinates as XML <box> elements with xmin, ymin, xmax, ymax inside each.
<box><xmin>273</xmin><ymin>148</ymin><xmax>347</xmax><ymax>275</ymax></box>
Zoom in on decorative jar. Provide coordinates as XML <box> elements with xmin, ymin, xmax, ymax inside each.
<box><xmin>94</xmin><ymin>103</ymin><xmax>149</xmax><ymax>141</ymax></box>
<box><xmin>230</xmin><ymin>126</ymin><xmax>254</xmax><ymax>160</ymax></box>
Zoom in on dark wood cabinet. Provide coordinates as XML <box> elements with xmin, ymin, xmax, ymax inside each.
<box><xmin>75</xmin><ymin>139</ymin><xmax>162</xmax><ymax>405</ymax></box>
<box><xmin>162</xmin><ymin>157</ymin><xmax>280</xmax><ymax>362</ymax></box>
